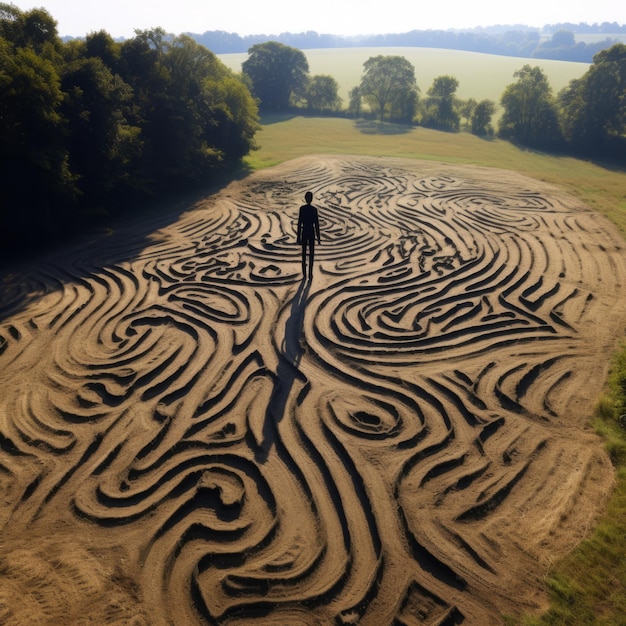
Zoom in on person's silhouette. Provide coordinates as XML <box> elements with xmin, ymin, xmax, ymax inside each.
<box><xmin>297</xmin><ymin>191</ymin><xmax>321</xmax><ymax>279</ymax></box>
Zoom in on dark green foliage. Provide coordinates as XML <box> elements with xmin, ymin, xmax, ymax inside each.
<box><xmin>0</xmin><ymin>3</ymin><xmax>61</xmax><ymax>55</ymax></box>
<box><xmin>495</xmin><ymin>45</ymin><xmax>625</xmax><ymax>159</ymax></box>
<box><xmin>84</xmin><ymin>30</ymin><xmax>121</xmax><ymax>69</ymax></box>
<box><xmin>359</xmin><ymin>55</ymin><xmax>419</xmax><ymax>123</ymax></box>
<box><xmin>422</xmin><ymin>75</ymin><xmax>460</xmax><ymax>131</ymax></box>
<box><xmin>458</xmin><ymin>98</ymin><xmax>477</xmax><ymax>128</ymax></box>
<box><xmin>498</xmin><ymin>65</ymin><xmax>563</xmax><ymax>148</ymax></box>
<box><xmin>304</xmin><ymin>74</ymin><xmax>342</xmax><ymax>113</ymax></box>
<box><xmin>0</xmin><ymin>7</ymin><xmax>259</xmax><ymax>254</ymax></box>
<box><xmin>0</xmin><ymin>12</ymin><xmax>75</xmax><ymax>243</ymax></box>
<box><xmin>471</xmin><ymin>100</ymin><xmax>496</xmax><ymax>137</ymax></box>
<box><xmin>242</xmin><ymin>41</ymin><xmax>309</xmax><ymax>111</ymax></box>
<box><xmin>558</xmin><ymin>44</ymin><xmax>626</xmax><ymax>157</ymax></box>
<box><xmin>347</xmin><ymin>86</ymin><xmax>362</xmax><ymax>118</ymax></box>
<box><xmin>61</xmin><ymin>55</ymin><xmax>141</xmax><ymax>203</ymax></box>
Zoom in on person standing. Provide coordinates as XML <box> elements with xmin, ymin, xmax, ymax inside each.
<box><xmin>297</xmin><ymin>191</ymin><xmax>321</xmax><ymax>279</ymax></box>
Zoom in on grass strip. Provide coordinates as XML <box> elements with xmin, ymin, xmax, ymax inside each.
<box><xmin>508</xmin><ymin>346</ymin><xmax>626</xmax><ymax>625</ymax></box>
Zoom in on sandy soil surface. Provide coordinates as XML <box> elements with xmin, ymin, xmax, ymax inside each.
<box><xmin>1</xmin><ymin>155</ymin><xmax>625</xmax><ymax>625</ymax></box>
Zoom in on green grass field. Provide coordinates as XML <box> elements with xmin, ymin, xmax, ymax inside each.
<box><xmin>219</xmin><ymin>46</ymin><xmax>590</xmax><ymax>107</ymax></box>
<box><xmin>243</xmin><ymin>114</ymin><xmax>626</xmax><ymax>625</ymax></box>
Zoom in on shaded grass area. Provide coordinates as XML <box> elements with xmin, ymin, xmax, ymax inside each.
<box><xmin>245</xmin><ymin>115</ymin><xmax>626</xmax><ymax>624</ymax></box>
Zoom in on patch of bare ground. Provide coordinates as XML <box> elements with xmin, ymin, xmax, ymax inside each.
<box><xmin>1</xmin><ymin>156</ymin><xmax>625</xmax><ymax>624</ymax></box>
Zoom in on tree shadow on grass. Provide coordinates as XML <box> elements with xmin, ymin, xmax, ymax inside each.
<box><xmin>355</xmin><ymin>119</ymin><xmax>414</xmax><ymax>135</ymax></box>
<box><xmin>507</xmin><ymin>140</ymin><xmax>626</xmax><ymax>173</ymax></box>
<box><xmin>259</xmin><ymin>113</ymin><xmax>299</xmax><ymax>125</ymax></box>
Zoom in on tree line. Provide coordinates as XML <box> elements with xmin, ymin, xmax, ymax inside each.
<box><xmin>242</xmin><ymin>41</ymin><xmax>626</xmax><ymax>159</ymax></box>
<box><xmin>190</xmin><ymin>25</ymin><xmax>624</xmax><ymax>63</ymax></box>
<box><xmin>2</xmin><ymin>4</ymin><xmax>624</xmax><ymax>258</ymax></box>
<box><xmin>0</xmin><ymin>4</ymin><xmax>259</xmax><ymax>253</ymax></box>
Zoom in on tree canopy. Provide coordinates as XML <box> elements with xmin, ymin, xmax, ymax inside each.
<box><xmin>558</xmin><ymin>43</ymin><xmax>626</xmax><ymax>155</ymax></box>
<box><xmin>0</xmin><ymin>6</ymin><xmax>259</xmax><ymax>253</ymax></box>
<box><xmin>423</xmin><ymin>75</ymin><xmax>460</xmax><ymax>131</ymax></box>
<box><xmin>359</xmin><ymin>55</ymin><xmax>419</xmax><ymax>123</ymax></box>
<box><xmin>304</xmin><ymin>74</ymin><xmax>342</xmax><ymax>113</ymax></box>
<box><xmin>471</xmin><ymin>100</ymin><xmax>496</xmax><ymax>136</ymax></box>
<box><xmin>242</xmin><ymin>41</ymin><xmax>309</xmax><ymax>111</ymax></box>
<box><xmin>498</xmin><ymin>64</ymin><xmax>562</xmax><ymax>148</ymax></box>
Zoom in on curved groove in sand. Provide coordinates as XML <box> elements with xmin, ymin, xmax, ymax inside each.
<box><xmin>0</xmin><ymin>155</ymin><xmax>625</xmax><ymax>624</ymax></box>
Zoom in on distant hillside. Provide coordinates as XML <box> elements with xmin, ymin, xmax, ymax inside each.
<box><xmin>218</xmin><ymin>47</ymin><xmax>590</xmax><ymax>117</ymax></box>
<box><xmin>188</xmin><ymin>23</ymin><xmax>626</xmax><ymax>63</ymax></box>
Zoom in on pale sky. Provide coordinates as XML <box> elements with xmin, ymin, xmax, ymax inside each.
<box><xmin>8</xmin><ymin>0</ymin><xmax>626</xmax><ymax>39</ymax></box>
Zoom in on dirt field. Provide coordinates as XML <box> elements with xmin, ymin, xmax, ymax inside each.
<box><xmin>1</xmin><ymin>155</ymin><xmax>625</xmax><ymax>625</ymax></box>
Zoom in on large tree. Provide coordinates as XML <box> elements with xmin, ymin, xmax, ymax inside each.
<box><xmin>459</xmin><ymin>97</ymin><xmax>477</xmax><ymax>128</ymax></box>
<box><xmin>498</xmin><ymin>64</ymin><xmax>562</xmax><ymax>148</ymax></box>
<box><xmin>0</xmin><ymin>2</ymin><xmax>61</xmax><ymax>55</ymax></box>
<box><xmin>115</xmin><ymin>30</ymin><xmax>259</xmax><ymax>186</ymax></box>
<box><xmin>242</xmin><ymin>41</ymin><xmax>309</xmax><ymax>111</ymax></box>
<box><xmin>0</xmin><ymin>5</ymin><xmax>75</xmax><ymax>242</ymax></box>
<box><xmin>558</xmin><ymin>43</ymin><xmax>626</xmax><ymax>156</ymax></box>
<box><xmin>162</xmin><ymin>34</ymin><xmax>259</xmax><ymax>176</ymax></box>
<box><xmin>471</xmin><ymin>99</ymin><xmax>496</xmax><ymax>136</ymax></box>
<box><xmin>61</xmin><ymin>55</ymin><xmax>141</xmax><ymax>204</ymax></box>
<box><xmin>347</xmin><ymin>86</ymin><xmax>362</xmax><ymax>117</ymax></box>
<box><xmin>0</xmin><ymin>6</ymin><xmax>260</xmax><ymax>252</ymax></box>
<box><xmin>359</xmin><ymin>55</ymin><xmax>419</xmax><ymax>123</ymax></box>
<box><xmin>304</xmin><ymin>74</ymin><xmax>341</xmax><ymax>112</ymax></box>
<box><xmin>423</xmin><ymin>75</ymin><xmax>460</xmax><ymax>131</ymax></box>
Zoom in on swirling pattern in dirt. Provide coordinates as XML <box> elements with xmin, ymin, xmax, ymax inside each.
<box><xmin>0</xmin><ymin>156</ymin><xmax>624</xmax><ymax>625</ymax></box>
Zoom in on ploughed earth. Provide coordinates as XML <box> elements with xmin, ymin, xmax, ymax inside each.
<box><xmin>1</xmin><ymin>156</ymin><xmax>625</xmax><ymax>625</ymax></box>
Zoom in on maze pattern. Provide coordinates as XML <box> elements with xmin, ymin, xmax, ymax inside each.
<box><xmin>0</xmin><ymin>156</ymin><xmax>624</xmax><ymax>624</ymax></box>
